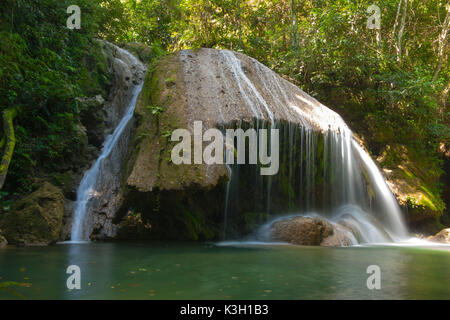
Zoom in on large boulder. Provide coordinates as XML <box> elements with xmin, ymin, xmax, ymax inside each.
<box><xmin>1</xmin><ymin>182</ymin><xmax>64</xmax><ymax>245</ymax></box>
<box><xmin>270</xmin><ymin>216</ymin><xmax>333</xmax><ymax>246</ymax></box>
<box><xmin>117</xmin><ymin>48</ymin><xmax>353</xmax><ymax>240</ymax></box>
<box><xmin>427</xmin><ymin>228</ymin><xmax>450</xmax><ymax>243</ymax></box>
<box><xmin>270</xmin><ymin>216</ymin><xmax>355</xmax><ymax>246</ymax></box>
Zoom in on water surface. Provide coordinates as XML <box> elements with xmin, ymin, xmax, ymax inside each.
<box><xmin>0</xmin><ymin>242</ymin><xmax>448</xmax><ymax>299</ymax></box>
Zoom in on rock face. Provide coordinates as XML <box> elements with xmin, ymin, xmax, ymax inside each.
<box><xmin>1</xmin><ymin>182</ymin><xmax>64</xmax><ymax>245</ymax></box>
<box><xmin>427</xmin><ymin>228</ymin><xmax>450</xmax><ymax>243</ymax></box>
<box><xmin>379</xmin><ymin>149</ymin><xmax>444</xmax><ymax>234</ymax></box>
<box><xmin>116</xmin><ymin>211</ymin><xmax>152</xmax><ymax>239</ymax></box>
<box><xmin>125</xmin><ymin>48</ymin><xmax>349</xmax><ymax>194</ymax></box>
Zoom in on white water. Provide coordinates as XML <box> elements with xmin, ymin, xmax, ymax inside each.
<box><xmin>217</xmin><ymin>51</ymin><xmax>410</xmax><ymax>244</ymax></box>
<box><xmin>222</xmin><ymin>124</ymin><xmax>409</xmax><ymax>244</ymax></box>
<box><xmin>352</xmin><ymin>141</ymin><xmax>408</xmax><ymax>238</ymax></box>
<box><xmin>71</xmin><ymin>82</ymin><xmax>143</xmax><ymax>241</ymax></box>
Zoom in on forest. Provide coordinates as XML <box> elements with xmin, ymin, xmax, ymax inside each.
<box><xmin>0</xmin><ymin>0</ymin><xmax>449</xmax><ymax>301</ymax></box>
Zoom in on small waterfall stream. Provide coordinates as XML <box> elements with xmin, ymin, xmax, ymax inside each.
<box><xmin>71</xmin><ymin>47</ymin><xmax>145</xmax><ymax>241</ymax></box>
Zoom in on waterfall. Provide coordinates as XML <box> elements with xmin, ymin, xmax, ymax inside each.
<box><xmin>221</xmin><ymin>123</ymin><xmax>409</xmax><ymax>244</ymax></box>
<box><xmin>213</xmin><ymin>50</ymin><xmax>409</xmax><ymax>243</ymax></box>
<box><xmin>68</xmin><ymin>47</ymin><xmax>408</xmax><ymax>244</ymax></box>
<box><xmin>71</xmin><ymin>47</ymin><xmax>145</xmax><ymax>241</ymax></box>
<box><xmin>353</xmin><ymin>141</ymin><xmax>408</xmax><ymax>238</ymax></box>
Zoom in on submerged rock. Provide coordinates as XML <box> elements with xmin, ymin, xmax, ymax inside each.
<box><xmin>427</xmin><ymin>228</ymin><xmax>450</xmax><ymax>243</ymax></box>
<box><xmin>1</xmin><ymin>182</ymin><xmax>64</xmax><ymax>245</ymax></box>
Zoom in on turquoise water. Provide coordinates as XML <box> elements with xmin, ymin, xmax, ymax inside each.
<box><xmin>0</xmin><ymin>242</ymin><xmax>449</xmax><ymax>299</ymax></box>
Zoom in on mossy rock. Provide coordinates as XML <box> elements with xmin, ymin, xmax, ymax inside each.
<box><xmin>1</xmin><ymin>182</ymin><xmax>64</xmax><ymax>245</ymax></box>
<box><xmin>120</xmin><ymin>42</ymin><xmax>164</xmax><ymax>65</ymax></box>
<box><xmin>49</xmin><ymin>171</ymin><xmax>77</xmax><ymax>199</ymax></box>
<box><xmin>376</xmin><ymin>144</ymin><xmax>445</xmax><ymax>231</ymax></box>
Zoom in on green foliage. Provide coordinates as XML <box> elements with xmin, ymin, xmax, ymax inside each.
<box><xmin>0</xmin><ymin>191</ymin><xmax>11</xmax><ymax>211</ymax></box>
<box><xmin>146</xmin><ymin>104</ymin><xmax>164</xmax><ymax>116</ymax></box>
<box><xmin>0</xmin><ymin>0</ymin><xmax>122</xmax><ymax>193</ymax></box>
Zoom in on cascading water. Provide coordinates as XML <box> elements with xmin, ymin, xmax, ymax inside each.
<box><xmin>222</xmin><ymin>123</ymin><xmax>408</xmax><ymax>244</ymax></box>
<box><xmin>215</xmin><ymin>50</ymin><xmax>408</xmax><ymax>244</ymax></box>
<box><xmin>71</xmin><ymin>47</ymin><xmax>145</xmax><ymax>241</ymax></box>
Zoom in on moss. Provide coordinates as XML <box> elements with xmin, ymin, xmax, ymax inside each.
<box><xmin>0</xmin><ymin>108</ymin><xmax>18</xmax><ymax>189</ymax></box>
<box><xmin>376</xmin><ymin>144</ymin><xmax>445</xmax><ymax>224</ymax></box>
<box><xmin>1</xmin><ymin>182</ymin><xmax>64</xmax><ymax>245</ymax></box>
<box><xmin>49</xmin><ymin>171</ymin><xmax>75</xmax><ymax>197</ymax></box>
<box><xmin>117</xmin><ymin>187</ymin><xmax>223</xmax><ymax>241</ymax></box>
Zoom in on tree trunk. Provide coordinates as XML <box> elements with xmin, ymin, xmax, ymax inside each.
<box><xmin>396</xmin><ymin>0</ymin><xmax>408</xmax><ymax>62</ymax></box>
<box><xmin>0</xmin><ymin>108</ymin><xmax>18</xmax><ymax>190</ymax></box>
<box><xmin>392</xmin><ymin>0</ymin><xmax>402</xmax><ymax>39</ymax></box>
<box><xmin>290</xmin><ymin>0</ymin><xmax>299</xmax><ymax>49</ymax></box>
<box><xmin>433</xmin><ymin>3</ymin><xmax>450</xmax><ymax>81</ymax></box>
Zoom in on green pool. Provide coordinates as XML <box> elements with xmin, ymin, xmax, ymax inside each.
<box><xmin>0</xmin><ymin>242</ymin><xmax>448</xmax><ymax>299</ymax></box>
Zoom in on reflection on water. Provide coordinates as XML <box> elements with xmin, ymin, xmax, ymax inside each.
<box><xmin>0</xmin><ymin>242</ymin><xmax>449</xmax><ymax>299</ymax></box>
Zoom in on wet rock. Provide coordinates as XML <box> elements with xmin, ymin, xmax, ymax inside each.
<box><xmin>70</xmin><ymin>42</ymin><xmax>146</xmax><ymax>240</ymax></box>
<box><xmin>78</xmin><ymin>94</ymin><xmax>106</xmax><ymax>148</ymax></box>
<box><xmin>125</xmin><ymin>48</ymin><xmax>348</xmax><ymax>195</ymax></box>
<box><xmin>270</xmin><ymin>216</ymin><xmax>333</xmax><ymax>245</ymax></box>
<box><xmin>427</xmin><ymin>228</ymin><xmax>450</xmax><ymax>243</ymax></box>
<box><xmin>1</xmin><ymin>182</ymin><xmax>64</xmax><ymax>245</ymax></box>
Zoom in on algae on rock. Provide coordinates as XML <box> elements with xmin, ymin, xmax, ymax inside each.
<box><xmin>1</xmin><ymin>182</ymin><xmax>64</xmax><ymax>245</ymax></box>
